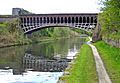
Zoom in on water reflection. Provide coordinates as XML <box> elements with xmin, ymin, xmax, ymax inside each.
<box><xmin>0</xmin><ymin>37</ymin><xmax>85</xmax><ymax>83</ymax></box>
<box><xmin>23</xmin><ymin>53</ymin><xmax>68</xmax><ymax>72</ymax></box>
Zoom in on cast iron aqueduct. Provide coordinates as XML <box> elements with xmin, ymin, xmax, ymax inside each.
<box><xmin>19</xmin><ymin>13</ymin><xmax>98</xmax><ymax>34</ymax></box>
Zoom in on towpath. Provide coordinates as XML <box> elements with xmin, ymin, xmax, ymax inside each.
<box><xmin>88</xmin><ymin>37</ymin><xmax>112</xmax><ymax>83</ymax></box>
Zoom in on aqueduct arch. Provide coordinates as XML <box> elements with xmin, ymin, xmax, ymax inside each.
<box><xmin>19</xmin><ymin>13</ymin><xmax>98</xmax><ymax>34</ymax></box>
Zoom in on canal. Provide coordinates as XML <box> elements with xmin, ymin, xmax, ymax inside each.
<box><xmin>0</xmin><ymin>37</ymin><xmax>85</xmax><ymax>83</ymax></box>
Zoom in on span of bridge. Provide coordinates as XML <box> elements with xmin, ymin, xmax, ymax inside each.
<box><xmin>19</xmin><ymin>13</ymin><xmax>98</xmax><ymax>34</ymax></box>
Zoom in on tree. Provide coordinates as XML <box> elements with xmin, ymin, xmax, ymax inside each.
<box><xmin>99</xmin><ymin>0</ymin><xmax>120</xmax><ymax>38</ymax></box>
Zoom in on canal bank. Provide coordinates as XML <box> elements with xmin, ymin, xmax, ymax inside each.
<box><xmin>58</xmin><ymin>43</ymin><xmax>98</xmax><ymax>83</ymax></box>
<box><xmin>0</xmin><ymin>36</ymin><xmax>71</xmax><ymax>48</ymax></box>
<box><xmin>94</xmin><ymin>41</ymin><xmax>120</xmax><ymax>83</ymax></box>
<box><xmin>0</xmin><ymin>33</ymin><xmax>80</xmax><ymax>48</ymax></box>
<box><xmin>58</xmin><ymin>37</ymin><xmax>115</xmax><ymax>83</ymax></box>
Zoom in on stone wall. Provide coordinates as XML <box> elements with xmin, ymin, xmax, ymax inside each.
<box><xmin>103</xmin><ymin>37</ymin><xmax>120</xmax><ymax>48</ymax></box>
<box><xmin>92</xmin><ymin>23</ymin><xmax>102</xmax><ymax>42</ymax></box>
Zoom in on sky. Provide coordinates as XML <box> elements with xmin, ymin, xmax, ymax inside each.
<box><xmin>0</xmin><ymin>0</ymin><xmax>101</xmax><ymax>15</ymax></box>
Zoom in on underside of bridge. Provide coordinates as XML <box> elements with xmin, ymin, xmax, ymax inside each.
<box><xmin>19</xmin><ymin>13</ymin><xmax>98</xmax><ymax>34</ymax></box>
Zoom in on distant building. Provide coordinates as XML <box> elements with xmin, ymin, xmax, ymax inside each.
<box><xmin>0</xmin><ymin>8</ymin><xmax>33</xmax><ymax>22</ymax></box>
<box><xmin>12</xmin><ymin>8</ymin><xmax>33</xmax><ymax>16</ymax></box>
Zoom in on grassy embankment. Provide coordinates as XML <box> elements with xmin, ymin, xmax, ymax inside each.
<box><xmin>94</xmin><ymin>41</ymin><xmax>120</xmax><ymax>83</ymax></box>
<box><xmin>60</xmin><ymin>44</ymin><xmax>98</xmax><ymax>83</ymax></box>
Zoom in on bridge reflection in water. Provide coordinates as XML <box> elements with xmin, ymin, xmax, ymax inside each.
<box><xmin>0</xmin><ymin>37</ymin><xmax>84</xmax><ymax>76</ymax></box>
<box><xmin>23</xmin><ymin>53</ymin><xmax>70</xmax><ymax>72</ymax></box>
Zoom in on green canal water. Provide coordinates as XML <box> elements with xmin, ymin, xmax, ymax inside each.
<box><xmin>0</xmin><ymin>37</ymin><xmax>85</xmax><ymax>83</ymax></box>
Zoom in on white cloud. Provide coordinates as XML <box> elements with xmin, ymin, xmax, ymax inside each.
<box><xmin>0</xmin><ymin>0</ymin><xmax>100</xmax><ymax>15</ymax></box>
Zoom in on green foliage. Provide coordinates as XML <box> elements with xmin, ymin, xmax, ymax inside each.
<box><xmin>52</xmin><ymin>27</ymin><xmax>71</xmax><ymax>38</ymax></box>
<box><xmin>99</xmin><ymin>0</ymin><xmax>120</xmax><ymax>39</ymax></box>
<box><xmin>30</xmin><ymin>27</ymin><xmax>80</xmax><ymax>42</ymax></box>
<box><xmin>0</xmin><ymin>23</ymin><xmax>9</xmax><ymax>35</ymax></box>
<box><xmin>60</xmin><ymin>44</ymin><xmax>98</xmax><ymax>83</ymax></box>
<box><xmin>94</xmin><ymin>41</ymin><xmax>120</xmax><ymax>83</ymax></box>
<box><xmin>0</xmin><ymin>19</ymin><xmax>31</xmax><ymax>46</ymax></box>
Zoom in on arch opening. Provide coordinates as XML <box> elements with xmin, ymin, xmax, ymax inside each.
<box><xmin>75</xmin><ymin>17</ymin><xmax>79</xmax><ymax>23</ymax></box>
<box><xmin>24</xmin><ymin>18</ymin><xmax>26</xmax><ymax>24</ymax></box>
<box><xmin>43</xmin><ymin>17</ymin><xmax>46</xmax><ymax>23</ymax></box>
<box><xmin>91</xmin><ymin>17</ymin><xmax>93</xmax><ymax>23</ymax></box>
<box><xmin>79</xmin><ymin>17</ymin><xmax>82</xmax><ymax>23</ymax></box>
<box><xmin>37</xmin><ymin>17</ymin><xmax>39</xmax><ymax>23</ymax></box>
<box><xmin>65</xmin><ymin>17</ymin><xmax>67</xmax><ymax>23</ymax></box>
<box><xmin>57</xmin><ymin>17</ymin><xmax>60</xmax><ymax>23</ymax></box>
<box><xmin>61</xmin><ymin>17</ymin><xmax>63</xmax><ymax>23</ymax></box>
<box><xmin>33</xmin><ymin>17</ymin><xmax>36</xmax><ymax>24</ymax></box>
<box><xmin>27</xmin><ymin>17</ymin><xmax>29</xmax><ymax>24</ymax></box>
<box><xmin>83</xmin><ymin>17</ymin><xmax>86</xmax><ymax>23</ymax></box>
<box><xmin>87</xmin><ymin>17</ymin><xmax>89</xmax><ymax>23</ymax></box>
<box><xmin>72</xmin><ymin>17</ymin><xmax>74</xmax><ymax>23</ymax></box>
<box><xmin>68</xmin><ymin>17</ymin><xmax>71</xmax><ymax>23</ymax></box>
<box><xmin>54</xmin><ymin>17</ymin><xmax>56</xmax><ymax>23</ymax></box>
<box><xmin>47</xmin><ymin>17</ymin><xmax>49</xmax><ymax>23</ymax></box>
<box><xmin>50</xmin><ymin>17</ymin><xmax>53</xmax><ymax>23</ymax></box>
<box><xmin>40</xmin><ymin>17</ymin><xmax>42</xmax><ymax>23</ymax></box>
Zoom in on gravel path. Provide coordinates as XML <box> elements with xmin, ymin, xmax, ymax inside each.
<box><xmin>88</xmin><ymin>37</ymin><xmax>112</xmax><ymax>83</ymax></box>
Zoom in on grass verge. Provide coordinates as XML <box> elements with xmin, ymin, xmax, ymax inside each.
<box><xmin>60</xmin><ymin>44</ymin><xmax>98</xmax><ymax>83</ymax></box>
<box><xmin>94</xmin><ymin>41</ymin><xmax>120</xmax><ymax>83</ymax></box>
